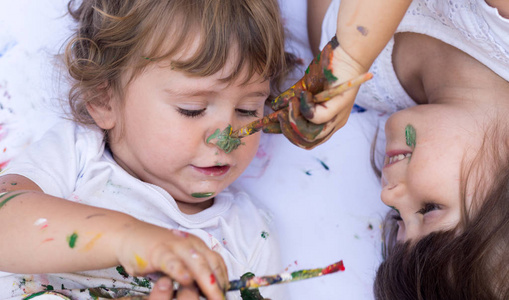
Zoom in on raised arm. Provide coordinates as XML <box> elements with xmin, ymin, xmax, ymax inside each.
<box><xmin>270</xmin><ymin>0</ymin><xmax>411</xmax><ymax>149</ymax></box>
<box><xmin>335</xmin><ymin>0</ymin><xmax>412</xmax><ymax>70</ymax></box>
<box><xmin>0</xmin><ymin>174</ymin><xmax>227</xmax><ymax>300</ymax></box>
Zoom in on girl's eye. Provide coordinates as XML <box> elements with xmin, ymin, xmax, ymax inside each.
<box><xmin>177</xmin><ymin>108</ymin><xmax>206</xmax><ymax>118</ymax></box>
<box><xmin>236</xmin><ymin>108</ymin><xmax>259</xmax><ymax>118</ymax></box>
<box><xmin>417</xmin><ymin>203</ymin><xmax>441</xmax><ymax>215</ymax></box>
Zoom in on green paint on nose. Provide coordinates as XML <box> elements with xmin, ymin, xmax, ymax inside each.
<box><xmin>207</xmin><ymin>125</ymin><xmax>242</xmax><ymax>154</ymax></box>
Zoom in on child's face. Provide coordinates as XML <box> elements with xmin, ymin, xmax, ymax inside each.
<box><xmin>381</xmin><ymin>104</ymin><xmax>482</xmax><ymax>241</ymax></box>
<box><xmin>104</xmin><ymin>55</ymin><xmax>268</xmax><ymax>214</ymax></box>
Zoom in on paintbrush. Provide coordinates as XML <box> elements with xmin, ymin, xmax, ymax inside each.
<box><xmin>227</xmin><ymin>260</ymin><xmax>345</xmax><ymax>291</ymax></box>
<box><xmin>232</xmin><ymin>72</ymin><xmax>373</xmax><ymax>139</ymax></box>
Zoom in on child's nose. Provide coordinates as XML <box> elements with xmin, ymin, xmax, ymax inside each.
<box><xmin>380</xmin><ymin>183</ymin><xmax>406</xmax><ymax>208</ymax></box>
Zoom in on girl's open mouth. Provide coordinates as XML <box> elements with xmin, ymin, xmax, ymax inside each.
<box><xmin>192</xmin><ymin>165</ymin><xmax>231</xmax><ymax>176</ymax></box>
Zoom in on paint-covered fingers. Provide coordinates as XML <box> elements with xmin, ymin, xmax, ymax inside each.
<box><xmin>270</xmin><ymin>36</ymin><xmax>340</xmax><ymax>112</ymax></box>
<box><xmin>146</xmin><ymin>233</ymin><xmax>226</xmax><ymax>300</ymax></box>
<box><xmin>181</xmin><ymin>247</ymin><xmax>227</xmax><ymax>300</ymax></box>
<box><xmin>148</xmin><ymin>276</ymin><xmax>174</xmax><ymax>300</ymax></box>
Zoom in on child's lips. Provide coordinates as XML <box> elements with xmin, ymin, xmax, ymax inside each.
<box><xmin>192</xmin><ymin>165</ymin><xmax>231</xmax><ymax>176</ymax></box>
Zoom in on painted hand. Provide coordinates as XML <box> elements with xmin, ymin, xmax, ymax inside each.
<box><xmin>266</xmin><ymin>36</ymin><xmax>366</xmax><ymax>149</ymax></box>
<box><xmin>116</xmin><ymin>222</ymin><xmax>227</xmax><ymax>300</ymax></box>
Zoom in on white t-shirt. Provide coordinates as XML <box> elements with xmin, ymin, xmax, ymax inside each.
<box><xmin>0</xmin><ymin>120</ymin><xmax>284</xmax><ymax>300</ymax></box>
<box><xmin>321</xmin><ymin>0</ymin><xmax>509</xmax><ymax>114</ymax></box>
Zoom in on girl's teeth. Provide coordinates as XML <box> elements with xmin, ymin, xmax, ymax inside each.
<box><xmin>388</xmin><ymin>153</ymin><xmax>412</xmax><ymax>164</ymax></box>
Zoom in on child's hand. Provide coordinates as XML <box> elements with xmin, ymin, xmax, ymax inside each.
<box><xmin>267</xmin><ymin>36</ymin><xmax>366</xmax><ymax>149</ymax></box>
<box><xmin>115</xmin><ymin>221</ymin><xmax>227</xmax><ymax>300</ymax></box>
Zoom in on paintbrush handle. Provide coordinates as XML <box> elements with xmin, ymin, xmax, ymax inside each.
<box><xmin>227</xmin><ymin>260</ymin><xmax>345</xmax><ymax>291</ymax></box>
<box><xmin>233</xmin><ymin>72</ymin><xmax>372</xmax><ymax>138</ymax></box>
<box><xmin>313</xmin><ymin>72</ymin><xmax>373</xmax><ymax>103</ymax></box>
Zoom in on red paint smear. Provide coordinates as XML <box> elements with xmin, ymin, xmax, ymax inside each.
<box><xmin>40</xmin><ymin>224</ymin><xmax>48</xmax><ymax>230</ymax></box>
<box><xmin>0</xmin><ymin>160</ymin><xmax>9</xmax><ymax>170</ymax></box>
<box><xmin>41</xmin><ymin>238</ymin><xmax>55</xmax><ymax>244</ymax></box>
<box><xmin>321</xmin><ymin>260</ymin><xmax>345</xmax><ymax>275</ymax></box>
<box><xmin>210</xmin><ymin>274</ymin><xmax>216</xmax><ymax>285</ymax></box>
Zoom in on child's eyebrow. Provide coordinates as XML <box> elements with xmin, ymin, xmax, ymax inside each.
<box><xmin>164</xmin><ymin>89</ymin><xmax>269</xmax><ymax>98</ymax></box>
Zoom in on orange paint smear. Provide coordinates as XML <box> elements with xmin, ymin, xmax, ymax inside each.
<box><xmin>82</xmin><ymin>233</ymin><xmax>102</xmax><ymax>251</ymax></box>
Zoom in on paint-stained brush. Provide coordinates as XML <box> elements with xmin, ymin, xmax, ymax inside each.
<box><xmin>227</xmin><ymin>260</ymin><xmax>345</xmax><ymax>291</ymax></box>
<box><xmin>232</xmin><ymin>72</ymin><xmax>373</xmax><ymax>139</ymax></box>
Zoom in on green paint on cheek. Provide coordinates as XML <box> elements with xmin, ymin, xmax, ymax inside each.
<box><xmin>405</xmin><ymin>124</ymin><xmax>416</xmax><ymax>148</ymax></box>
<box><xmin>67</xmin><ymin>232</ymin><xmax>78</xmax><ymax>248</ymax></box>
<box><xmin>191</xmin><ymin>192</ymin><xmax>214</xmax><ymax>198</ymax></box>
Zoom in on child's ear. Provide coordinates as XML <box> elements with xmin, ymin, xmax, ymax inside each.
<box><xmin>86</xmin><ymin>90</ymin><xmax>118</xmax><ymax>130</ymax></box>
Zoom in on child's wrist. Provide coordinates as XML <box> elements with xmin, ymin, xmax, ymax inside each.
<box><xmin>331</xmin><ymin>42</ymin><xmax>368</xmax><ymax>83</ymax></box>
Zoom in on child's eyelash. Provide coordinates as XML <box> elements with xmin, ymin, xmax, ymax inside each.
<box><xmin>177</xmin><ymin>108</ymin><xmax>206</xmax><ymax>118</ymax></box>
<box><xmin>391</xmin><ymin>214</ymin><xmax>402</xmax><ymax>221</ymax></box>
<box><xmin>417</xmin><ymin>203</ymin><xmax>441</xmax><ymax>215</ymax></box>
<box><xmin>236</xmin><ymin>108</ymin><xmax>259</xmax><ymax>118</ymax></box>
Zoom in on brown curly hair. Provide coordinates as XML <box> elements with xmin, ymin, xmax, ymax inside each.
<box><xmin>64</xmin><ymin>0</ymin><xmax>295</xmax><ymax>125</ymax></box>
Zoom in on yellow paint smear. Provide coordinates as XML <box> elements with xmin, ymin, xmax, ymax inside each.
<box><xmin>135</xmin><ymin>254</ymin><xmax>148</xmax><ymax>270</ymax></box>
<box><xmin>82</xmin><ymin>233</ymin><xmax>102</xmax><ymax>252</ymax></box>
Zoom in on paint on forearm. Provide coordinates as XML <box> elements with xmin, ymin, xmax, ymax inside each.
<box><xmin>191</xmin><ymin>192</ymin><xmax>214</xmax><ymax>198</ymax></box>
<box><xmin>357</xmin><ymin>25</ymin><xmax>369</xmax><ymax>36</ymax></box>
<box><xmin>0</xmin><ymin>191</ymin><xmax>26</xmax><ymax>209</ymax></box>
<box><xmin>83</xmin><ymin>233</ymin><xmax>102</xmax><ymax>251</ymax></box>
<box><xmin>67</xmin><ymin>232</ymin><xmax>79</xmax><ymax>248</ymax></box>
<box><xmin>207</xmin><ymin>125</ymin><xmax>242</xmax><ymax>153</ymax></box>
<box><xmin>405</xmin><ymin>124</ymin><xmax>416</xmax><ymax>149</ymax></box>
<box><xmin>34</xmin><ymin>218</ymin><xmax>48</xmax><ymax>230</ymax></box>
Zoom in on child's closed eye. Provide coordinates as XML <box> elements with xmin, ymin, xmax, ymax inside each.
<box><xmin>417</xmin><ymin>202</ymin><xmax>441</xmax><ymax>215</ymax></box>
<box><xmin>236</xmin><ymin>108</ymin><xmax>259</xmax><ymax>118</ymax></box>
<box><xmin>177</xmin><ymin>107</ymin><xmax>206</xmax><ymax>118</ymax></box>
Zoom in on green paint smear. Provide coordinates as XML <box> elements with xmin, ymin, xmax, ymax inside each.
<box><xmin>291</xmin><ymin>268</ymin><xmax>322</xmax><ymax>280</ymax></box>
<box><xmin>191</xmin><ymin>192</ymin><xmax>214</xmax><ymax>198</ymax></box>
<box><xmin>0</xmin><ymin>192</ymin><xmax>25</xmax><ymax>209</ymax></box>
<box><xmin>67</xmin><ymin>232</ymin><xmax>78</xmax><ymax>248</ymax></box>
<box><xmin>133</xmin><ymin>276</ymin><xmax>152</xmax><ymax>288</ymax></box>
<box><xmin>116</xmin><ymin>265</ymin><xmax>129</xmax><ymax>278</ymax></box>
<box><xmin>240</xmin><ymin>272</ymin><xmax>264</xmax><ymax>300</ymax></box>
<box><xmin>405</xmin><ymin>124</ymin><xmax>416</xmax><ymax>148</ymax></box>
<box><xmin>207</xmin><ymin>125</ymin><xmax>242</xmax><ymax>153</ymax></box>
<box><xmin>261</xmin><ymin>231</ymin><xmax>269</xmax><ymax>239</ymax></box>
<box><xmin>323</xmin><ymin>68</ymin><xmax>338</xmax><ymax>83</ymax></box>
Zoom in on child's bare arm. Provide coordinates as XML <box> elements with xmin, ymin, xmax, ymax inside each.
<box><xmin>0</xmin><ymin>174</ymin><xmax>227</xmax><ymax>300</ymax></box>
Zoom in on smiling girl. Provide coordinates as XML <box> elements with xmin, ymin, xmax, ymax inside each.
<box><xmin>314</xmin><ymin>0</ymin><xmax>509</xmax><ymax>298</ymax></box>
<box><xmin>0</xmin><ymin>0</ymin><xmax>294</xmax><ymax>299</ymax></box>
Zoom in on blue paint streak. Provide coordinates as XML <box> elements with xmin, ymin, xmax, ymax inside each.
<box><xmin>0</xmin><ymin>39</ymin><xmax>18</xmax><ymax>58</ymax></box>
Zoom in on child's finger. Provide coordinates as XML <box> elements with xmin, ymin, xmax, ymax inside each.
<box><xmin>176</xmin><ymin>283</ymin><xmax>200</xmax><ymax>300</ymax></box>
<box><xmin>148</xmin><ymin>276</ymin><xmax>174</xmax><ymax>300</ymax></box>
<box><xmin>182</xmin><ymin>248</ymin><xmax>225</xmax><ymax>300</ymax></box>
<box><xmin>203</xmin><ymin>250</ymin><xmax>229</xmax><ymax>292</ymax></box>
